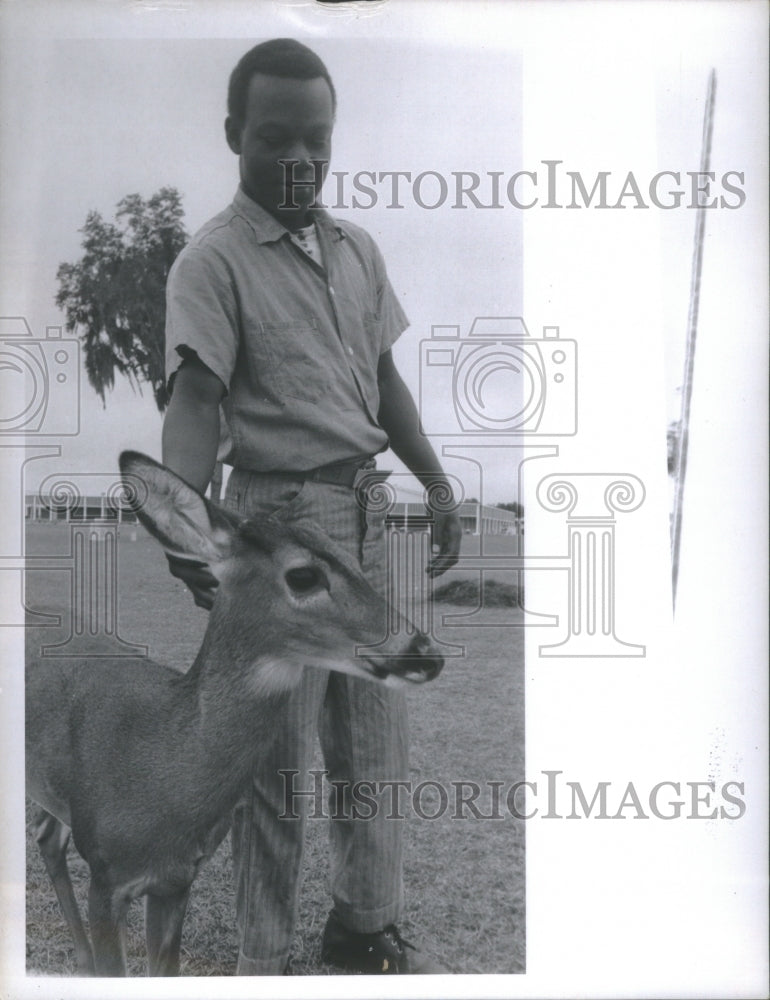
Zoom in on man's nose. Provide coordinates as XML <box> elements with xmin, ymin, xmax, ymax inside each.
<box><xmin>286</xmin><ymin>141</ymin><xmax>313</xmax><ymax>169</ymax></box>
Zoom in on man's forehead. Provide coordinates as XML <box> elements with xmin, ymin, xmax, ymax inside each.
<box><xmin>244</xmin><ymin>73</ymin><xmax>334</xmax><ymax>116</ymax></box>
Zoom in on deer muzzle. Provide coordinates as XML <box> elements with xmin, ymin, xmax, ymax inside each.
<box><xmin>363</xmin><ymin>633</ymin><xmax>444</xmax><ymax>685</ymax></box>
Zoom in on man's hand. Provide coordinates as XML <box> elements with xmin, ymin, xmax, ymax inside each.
<box><xmin>427</xmin><ymin>508</ymin><xmax>462</xmax><ymax>577</ymax></box>
<box><xmin>166</xmin><ymin>553</ymin><xmax>219</xmax><ymax>610</ymax></box>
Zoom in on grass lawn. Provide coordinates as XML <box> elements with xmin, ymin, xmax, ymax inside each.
<box><xmin>24</xmin><ymin>522</ymin><xmax>525</xmax><ymax>977</ymax></box>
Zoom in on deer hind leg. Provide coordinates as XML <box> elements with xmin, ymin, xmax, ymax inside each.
<box><xmin>32</xmin><ymin>807</ymin><xmax>94</xmax><ymax>975</ymax></box>
<box><xmin>144</xmin><ymin>887</ymin><xmax>191</xmax><ymax>976</ymax></box>
<box><xmin>87</xmin><ymin>875</ymin><xmax>130</xmax><ymax>976</ymax></box>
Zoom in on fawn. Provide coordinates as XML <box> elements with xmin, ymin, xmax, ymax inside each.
<box><xmin>26</xmin><ymin>451</ymin><xmax>442</xmax><ymax>976</ymax></box>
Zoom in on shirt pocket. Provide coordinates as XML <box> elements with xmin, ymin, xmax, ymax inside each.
<box><xmin>255</xmin><ymin>319</ymin><xmax>332</xmax><ymax>404</ymax></box>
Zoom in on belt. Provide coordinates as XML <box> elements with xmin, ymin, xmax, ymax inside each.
<box><xmin>264</xmin><ymin>457</ymin><xmax>377</xmax><ymax>489</ymax></box>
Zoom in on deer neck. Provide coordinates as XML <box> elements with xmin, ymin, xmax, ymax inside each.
<box><xmin>173</xmin><ymin>616</ymin><xmax>304</xmax><ymax>826</ymax></box>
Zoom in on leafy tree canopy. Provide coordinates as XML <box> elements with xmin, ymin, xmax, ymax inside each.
<box><xmin>495</xmin><ymin>500</ymin><xmax>524</xmax><ymax>517</ymax></box>
<box><xmin>55</xmin><ymin>187</ymin><xmax>188</xmax><ymax>411</ymax></box>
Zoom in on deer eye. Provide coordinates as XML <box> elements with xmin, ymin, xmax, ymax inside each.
<box><xmin>285</xmin><ymin>566</ymin><xmax>327</xmax><ymax>595</ymax></box>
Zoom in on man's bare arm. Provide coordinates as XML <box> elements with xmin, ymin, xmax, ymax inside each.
<box><xmin>161</xmin><ymin>358</ymin><xmax>227</xmax><ymax>607</ymax></box>
<box><xmin>161</xmin><ymin>358</ymin><xmax>226</xmax><ymax>493</ymax></box>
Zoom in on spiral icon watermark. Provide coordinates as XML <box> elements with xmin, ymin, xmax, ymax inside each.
<box><xmin>105</xmin><ymin>474</ymin><xmax>148</xmax><ymax>517</ymax></box>
<box><xmin>38</xmin><ymin>476</ymin><xmax>82</xmax><ymax>516</ymax></box>
<box><xmin>425</xmin><ymin>478</ymin><xmax>463</xmax><ymax>514</ymax></box>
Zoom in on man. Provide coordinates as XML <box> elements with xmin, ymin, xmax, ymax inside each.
<box><xmin>162</xmin><ymin>38</ymin><xmax>461</xmax><ymax>975</ymax></box>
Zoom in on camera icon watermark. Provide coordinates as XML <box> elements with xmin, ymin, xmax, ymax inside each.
<box><xmin>409</xmin><ymin>311</ymin><xmax>644</xmax><ymax>656</ymax></box>
<box><xmin>1</xmin><ymin>316</ymin><xmax>81</xmax><ymax>625</ymax></box>
<box><xmin>419</xmin><ymin>317</ymin><xmax>577</xmax><ymax>437</ymax></box>
<box><xmin>0</xmin><ymin>317</ymin><xmax>80</xmax><ymax>436</ymax></box>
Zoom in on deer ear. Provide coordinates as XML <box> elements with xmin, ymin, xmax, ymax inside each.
<box><xmin>119</xmin><ymin>452</ymin><xmax>238</xmax><ymax>564</ymax></box>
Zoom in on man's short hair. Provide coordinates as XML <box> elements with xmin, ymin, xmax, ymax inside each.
<box><xmin>228</xmin><ymin>38</ymin><xmax>337</xmax><ymax>128</ymax></box>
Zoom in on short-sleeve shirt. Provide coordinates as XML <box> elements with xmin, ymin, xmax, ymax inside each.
<box><xmin>165</xmin><ymin>187</ymin><xmax>409</xmax><ymax>472</ymax></box>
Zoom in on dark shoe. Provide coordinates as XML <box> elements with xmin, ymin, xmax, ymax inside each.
<box><xmin>321</xmin><ymin>910</ymin><xmax>446</xmax><ymax>974</ymax></box>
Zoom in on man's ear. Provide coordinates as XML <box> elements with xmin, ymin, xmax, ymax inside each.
<box><xmin>225</xmin><ymin>116</ymin><xmax>242</xmax><ymax>155</ymax></box>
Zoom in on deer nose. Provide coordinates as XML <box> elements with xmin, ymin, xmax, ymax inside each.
<box><xmin>402</xmin><ymin>632</ymin><xmax>444</xmax><ymax>682</ymax></box>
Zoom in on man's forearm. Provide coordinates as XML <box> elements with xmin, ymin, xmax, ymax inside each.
<box><xmin>378</xmin><ymin>366</ymin><xmax>451</xmax><ymax>492</ymax></box>
<box><xmin>388</xmin><ymin>426</ymin><xmax>450</xmax><ymax>493</ymax></box>
<box><xmin>378</xmin><ymin>353</ymin><xmax>462</xmax><ymax>575</ymax></box>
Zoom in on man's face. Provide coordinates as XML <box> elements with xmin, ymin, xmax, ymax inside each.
<box><xmin>226</xmin><ymin>74</ymin><xmax>334</xmax><ymax>228</ymax></box>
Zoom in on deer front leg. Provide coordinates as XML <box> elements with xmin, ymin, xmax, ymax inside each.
<box><xmin>145</xmin><ymin>887</ymin><xmax>191</xmax><ymax>976</ymax></box>
<box><xmin>87</xmin><ymin>876</ymin><xmax>129</xmax><ymax>976</ymax></box>
<box><xmin>33</xmin><ymin>808</ymin><xmax>95</xmax><ymax>975</ymax></box>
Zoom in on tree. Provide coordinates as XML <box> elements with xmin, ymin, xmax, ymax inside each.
<box><xmin>55</xmin><ymin>188</ymin><xmax>223</xmax><ymax>501</ymax></box>
<box><xmin>495</xmin><ymin>500</ymin><xmax>524</xmax><ymax>518</ymax></box>
<box><xmin>56</xmin><ymin>187</ymin><xmax>188</xmax><ymax>412</ymax></box>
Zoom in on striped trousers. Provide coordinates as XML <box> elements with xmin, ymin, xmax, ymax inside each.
<box><xmin>224</xmin><ymin>468</ymin><xmax>409</xmax><ymax>975</ymax></box>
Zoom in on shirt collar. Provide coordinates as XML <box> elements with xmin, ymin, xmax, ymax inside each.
<box><xmin>232</xmin><ymin>187</ymin><xmax>345</xmax><ymax>245</ymax></box>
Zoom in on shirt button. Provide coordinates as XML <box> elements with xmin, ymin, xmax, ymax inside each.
<box><xmin>347</xmin><ymin>346</ymin><xmax>354</xmax><ymax>356</ymax></box>
<box><xmin>329</xmin><ymin>286</ymin><xmax>335</xmax><ymax>296</ymax></box>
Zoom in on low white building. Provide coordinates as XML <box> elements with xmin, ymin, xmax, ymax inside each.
<box><xmin>26</xmin><ymin>485</ymin><xmax>522</xmax><ymax>536</ymax></box>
